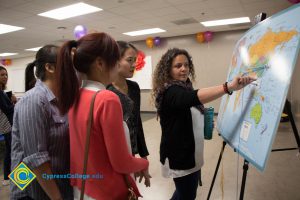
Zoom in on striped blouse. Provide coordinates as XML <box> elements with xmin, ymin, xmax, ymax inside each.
<box><xmin>10</xmin><ymin>79</ymin><xmax>73</xmax><ymax>200</ymax></box>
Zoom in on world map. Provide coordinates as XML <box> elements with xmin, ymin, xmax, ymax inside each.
<box><xmin>217</xmin><ymin>4</ymin><xmax>300</xmax><ymax>171</ymax></box>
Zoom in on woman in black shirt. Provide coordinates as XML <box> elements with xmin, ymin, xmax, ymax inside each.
<box><xmin>152</xmin><ymin>48</ymin><xmax>255</xmax><ymax>200</ymax></box>
<box><xmin>107</xmin><ymin>41</ymin><xmax>151</xmax><ymax>187</ymax></box>
<box><xmin>0</xmin><ymin>66</ymin><xmax>14</xmax><ymax>186</ymax></box>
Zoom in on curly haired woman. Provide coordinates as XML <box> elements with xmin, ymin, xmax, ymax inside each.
<box><xmin>152</xmin><ymin>48</ymin><xmax>256</xmax><ymax>200</ymax></box>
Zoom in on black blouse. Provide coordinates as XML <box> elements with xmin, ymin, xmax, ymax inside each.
<box><xmin>107</xmin><ymin>80</ymin><xmax>149</xmax><ymax>157</ymax></box>
<box><xmin>160</xmin><ymin>85</ymin><xmax>202</xmax><ymax>170</ymax></box>
<box><xmin>0</xmin><ymin>90</ymin><xmax>14</xmax><ymax>125</ymax></box>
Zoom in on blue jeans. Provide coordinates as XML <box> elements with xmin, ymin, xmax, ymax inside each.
<box><xmin>170</xmin><ymin>170</ymin><xmax>200</xmax><ymax>200</ymax></box>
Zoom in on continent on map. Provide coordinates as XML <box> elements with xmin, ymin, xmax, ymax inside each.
<box><xmin>250</xmin><ymin>103</ymin><xmax>263</xmax><ymax>125</ymax></box>
<box><xmin>249</xmin><ymin>29</ymin><xmax>298</xmax><ymax>65</ymax></box>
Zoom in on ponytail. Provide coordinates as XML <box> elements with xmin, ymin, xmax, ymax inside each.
<box><xmin>56</xmin><ymin>33</ymin><xmax>120</xmax><ymax>114</ymax></box>
<box><xmin>25</xmin><ymin>62</ymin><xmax>36</xmax><ymax>91</ymax></box>
<box><xmin>56</xmin><ymin>40</ymin><xmax>79</xmax><ymax>115</ymax></box>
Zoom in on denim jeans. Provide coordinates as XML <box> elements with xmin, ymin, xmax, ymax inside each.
<box><xmin>170</xmin><ymin>170</ymin><xmax>200</xmax><ymax>200</ymax></box>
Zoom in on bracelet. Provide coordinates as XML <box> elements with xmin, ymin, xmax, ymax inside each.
<box><xmin>223</xmin><ymin>82</ymin><xmax>233</xmax><ymax>95</ymax></box>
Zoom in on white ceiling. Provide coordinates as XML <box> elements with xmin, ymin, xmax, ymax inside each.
<box><xmin>0</xmin><ymin>0</ymin><xmax>292</xmax><ymax>59</ymax></box>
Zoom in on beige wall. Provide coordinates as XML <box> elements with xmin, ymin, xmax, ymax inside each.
<box><xmin>5</xmin><ymin>30</ymin><xmax>300</xmax><ymax>120</ymax></box>
<box><xmin>132</xmin><ymin>30</ymin><xmax>246</xmax><ymax>112</ymax></box>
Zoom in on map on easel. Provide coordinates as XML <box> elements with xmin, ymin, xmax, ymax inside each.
<box><xmin>217</xmin><ymin>4</ymin><xmax>300</xmax><ymax>171</ymax></box>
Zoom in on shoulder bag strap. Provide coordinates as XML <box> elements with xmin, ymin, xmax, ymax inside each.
<box><xmin>80</xmin><ymin>90</ymin><xmax>101</xmax><ymax>200</ymax></box>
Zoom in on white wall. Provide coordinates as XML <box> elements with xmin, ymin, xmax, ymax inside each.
<box><xmin>132</xmin><ymin>30</ymin><xmax>245</xmax><ymax>112</ymax></box>
<box><xmin>6</xmin><ymin>56</ymin><xmax>33</xmax><ymax>95</ymax></box>
<box><xmin>5</xmin><ymin>30</ymin><xmax>300</xmax><ymax>120</ymax></box>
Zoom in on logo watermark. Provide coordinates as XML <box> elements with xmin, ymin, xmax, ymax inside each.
<box><xmin>9</xmin><ymin>162</ymin><xmax>36</xmax><ymax>191</ymax></box>
<box><xmin>42</xmin><ymin>173</ymin><xmax>104</xmax><ymax>180</ymax></box>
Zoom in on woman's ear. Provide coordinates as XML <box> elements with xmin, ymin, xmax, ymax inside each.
<box><xmin>45</xmin><ymin>63</ymin><xmax>55</xmax><ymax>74</ymax></box>
<box><xmin>95</xmin><ymin>57</ymin><xmax>104</xmax><ymax>72</ymax></box>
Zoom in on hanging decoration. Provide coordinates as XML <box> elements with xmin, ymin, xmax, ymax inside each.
<box><xmin>1</xmin><ymin>59</ymin><xmax>12</xmax><ymax>66</ymax></box>
<box><xmin>288</xmin><ymin>0</ymin><xmax>300</xmax><ymax>4</ymax></box>
<box><xmin>135</xmin><ymin>51</ymin><xmax>146</xmax><ymax>71</ymax></box>
<box><xmin>204</xmin><ymin>31</ymin><xmax>214</xmax><ymax>42</ymax></box>
<box><xmin>146</xmin><ymin>37</ymin><xmax>154</xmax><ymax>48</ymax></box>
<box><xmin>74</xmin><ymin>25</ymin><xmax>88</xmax><ymax>40</ymax></box>
<box><xmin>154</xmin><ymin>37</ymin><xmax>161</xmax><ymax>46</ymax></box>
<box><xmin>196</xmin><ymin>32</ymin><xmax>205</xmax><ymax>43</ymax></box>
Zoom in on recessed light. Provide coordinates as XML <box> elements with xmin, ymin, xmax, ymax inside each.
<box><xmin>123</xmin><ymin>28</ymin><xmax>166</xmax><ymax>36</ymax></box>
<box><xmin>25</xmin><ymin>47</ymin><xmax>42</xmax><ymax>52</ymax></box>
<box><xmin>0</xmin><ymin>53</ymin><xmax>18</xmax><ymax>57</ymax></box>
<box><xmin>201</xmin><ymin>17</ymin><xmax>250</xmax><ymax>27</ymax></box>
<box><xmin>0</xmin><ymin>24</ymin><xmax>24</xmax><ymax>35</ymax></box>
<box><xmin>38</xmin><ymin>2</ymin><xmax>102</xmax><ymax>20</ymax></box>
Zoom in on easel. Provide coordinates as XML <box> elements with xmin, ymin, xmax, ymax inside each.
<box><xmin>272</xmin><ymin>100</ymin><xmax>300</xmax><ymax>152</ymax></box>
<box><xmin>207</xmin><ymin>100</ymin><xmax>300</xmax><ymax>200</ymax></box>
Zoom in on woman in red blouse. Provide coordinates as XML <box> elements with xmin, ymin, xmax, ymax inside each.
<box><xmin>55</xmin><ymin>32</ymin><xmax>149</xmax><ymax>199</ymax></box>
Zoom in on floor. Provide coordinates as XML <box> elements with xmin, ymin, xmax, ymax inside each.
<box><xmin>1</xmin><ymin>113</ymin><xmax>300</xmax><ymax>200</ymax></box>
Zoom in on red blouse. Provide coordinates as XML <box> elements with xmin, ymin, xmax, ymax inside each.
<box><xmin>69</xmin><ymin>88</ymin><xmax>148</xmax><ymax>199</ymax></box>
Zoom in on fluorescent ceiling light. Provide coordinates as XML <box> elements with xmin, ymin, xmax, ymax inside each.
<box><xmin>25</xmin><ymin>47</ymin><xmax>42</xmax><ymax>52</ymax></box>
<box><xmin>0</xmin><ymin>53</ymin><xmax>18</xmax><ymax>57</ymax></box>
<box><xmin>38</xmin><ymin>2</ymin><xmax>102</xmax><ymax>20</ymax></box>
<box><xmin>123</xmin><ymin>28</ymin><xmax>166</xmax><ymax>36</ymax></box>
<box><xmin>0</xmin><ymin>24</ymin><xmax>24</xmax><ymax>35</ymax></box>
<box><xmin>201</xmin><ymin>17</ymin><xmax>250</xmax><ymax>27</ymax></box>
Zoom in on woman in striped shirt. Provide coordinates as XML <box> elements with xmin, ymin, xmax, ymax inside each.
<box><xmin>10</xmin><ymin>45</ymin><xmax>73</xmax><ymax>200</ymax></box>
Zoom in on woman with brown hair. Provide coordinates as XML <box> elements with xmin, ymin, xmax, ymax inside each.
<box><xmin>55</xmin><ymin>32</ymin><xmax>148</xmax><ymax>199</ymax></box>
<box><xmin>107</xmin><ymin>41</ymin><xmax>151</xmax><ymax>187</ymax></box>
<box><xmin>152</xmin><ymin>48</ymin><xmax>255</xmax><ymax>200</ymax></box>
<box><xmin>0</xmin><ymin>66</ymin><xmax>14</xmax><ymax>186</ymax></box>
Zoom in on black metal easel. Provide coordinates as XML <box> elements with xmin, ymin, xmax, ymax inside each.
<box><xmin>206</xmin><ymin>141</ymin><xmax>250</xmax><ymax>200</ymax></box>
<box><xmin>272</xmin><ymin>100</ymin><xmax>300</xmax><ymax>152</ymax></box>
<box><xmin>207</xmin><ymin>100</ymin><xmax>300</xmax><ymax>200</ymax></box>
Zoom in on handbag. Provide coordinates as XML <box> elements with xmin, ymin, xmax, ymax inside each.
<box><xmin>80</xmin><ymin>90</ymin><xmax>138</xmax><ymax>200</ymax></box>
<box><xmin>123</xmin><ymin>175</ymin><xmax>138</xmax><ymax>200</ymax></box>
<box><xmin>0</xmin><ymin>109</ymin><xmax>11</xmax><ymax>134</ymax></box>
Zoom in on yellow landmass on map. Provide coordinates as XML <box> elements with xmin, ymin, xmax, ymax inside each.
<box><xmin>250</xmin><ymin>103</ymin><xmax>263</xmax><ymax>125</ymax></box>
<box><xmin>249</xmin><ymin>29</ymin><xmax>298</xmax><ymax>65</ymax></box>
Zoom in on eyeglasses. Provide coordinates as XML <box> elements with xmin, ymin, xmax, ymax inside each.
<box><xmin>173</xmin><ymin>62</ymin><xmax>190</xmax><ymax>68</ymax></box>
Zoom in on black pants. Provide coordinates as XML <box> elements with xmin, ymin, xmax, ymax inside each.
<box><xmin>18</xmin><ymin>197</ymin><xmax>34</xmax><ymax>200</ymax></box>
<box><xmin>170</xmin><ymin>170</ymin><xmax>200</xmax><ymax>200</ymax></box>
<box><xmin>3</xmin><ymin>132</ymin><xmax>11</xmax><ymax>180</ymax></box>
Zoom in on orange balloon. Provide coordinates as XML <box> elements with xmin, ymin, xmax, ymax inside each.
<box><xmin>196</xmin><ymin>32</ymin><xmax>205</xmax><ymax>43</ymax></box>
<box><xmin>5</xmin><ymin>59</ymin><xmax>12</xmax><ymax>66</ymax></box>
<box><xmin>146</xmin><ymin>37</ymin><xmax>154</xmax><ymax>48</ymax></box>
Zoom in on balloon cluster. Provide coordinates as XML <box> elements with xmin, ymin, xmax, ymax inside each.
<box><xmin>74</xmin><ymin>25</ymin><xmax>88</xmax><ymax>40</ymax></box>
<box><xmin>288</xmin><ymin>0</ymin><xmax>300</xmax><ymax>3</ymax></box>
<box><xmin>145</xmin><ymin>37</ymin><xmax>161</xmax><ymax>48</ymax></box>
<box><xmin>1</xmin><ymin>59</ymin><xmax>12</xmax><ymax>66</ymax></box>
<box><xmin>196</xmin><ymin>31</ymin><xmax>214</xmax><ymax>43</ymax></box>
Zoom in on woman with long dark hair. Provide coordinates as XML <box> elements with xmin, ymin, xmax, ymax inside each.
<box><xmin>10</xmin><ymin>45</ymin><xmax>73</xmax><ymax>200</ymax></box>
<box><xmin>107</xmin><ymin>41</ymin><xmax>151</xmax><ymax>187</ymax></box>
<box><xmin>55</xmin><ymin>33</ymin><xmax>148</xmax><ymax>199</ymax></box>
<box><xmin>0</xmin><ymin>66</ymin><xmax>14</xmax><ymax>186</ymax></box>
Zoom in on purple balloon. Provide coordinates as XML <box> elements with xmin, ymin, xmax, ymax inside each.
<box><xmin>204</xmin><ymin>31</ymin><xmax>213</xmax><ymax>42</ymax></box>
<box><xmin>154</xmin><ymin>37</ymin><xmax>161</xmax><ymax>46</ymax></box>
<box><xmin>288</xmin><ymin>0</ymin><xmax>300</xmax><ymax>3</ymax></box>
<box><xmin>74</xmin><ymin>25</ymin><xmax>87</xmax><ymax>39</ymax></box>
